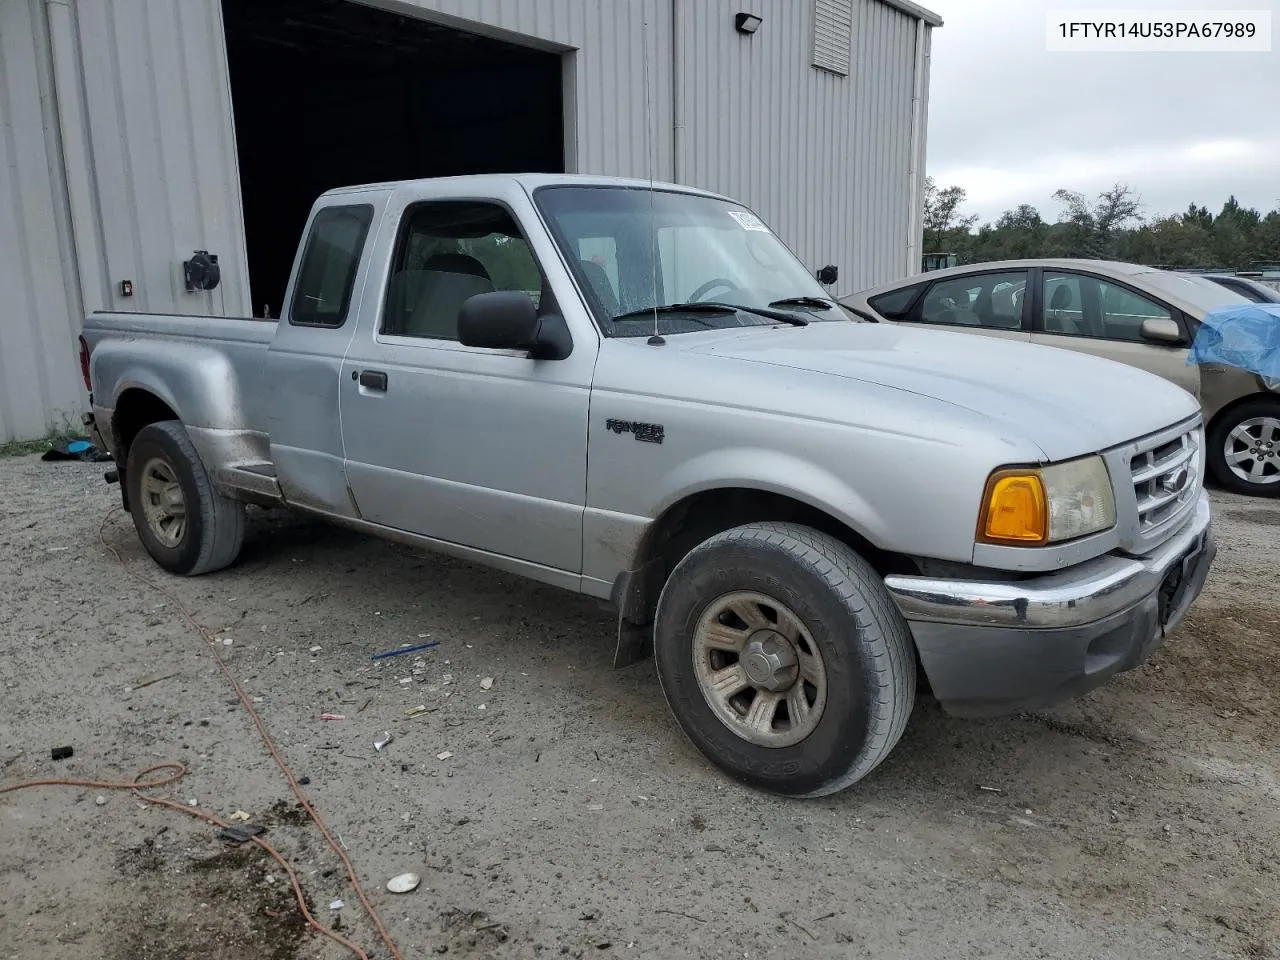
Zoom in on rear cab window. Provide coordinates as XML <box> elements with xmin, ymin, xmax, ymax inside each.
<box><xmin>290</xmin><ymin>204</ymin><xmax>375</xmax><ymax>328</ymax></box>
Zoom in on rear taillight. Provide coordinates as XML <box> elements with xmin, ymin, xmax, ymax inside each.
<box><xmin>78</xmin><ymin>334</ymin><xmax>91</xmax><ymax>391</ymax></box>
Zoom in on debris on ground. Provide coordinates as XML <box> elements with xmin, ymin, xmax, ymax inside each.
<box><xmin>130</xmin><ymin>672</ymin><xmax>179</xmax><ymax>690</ymax></box>
<box><xmin>95</xmin><ymin>795</ymin><xmax>107</xmax><ymax>806</ymax></box>
<box><xmin>39</xmin><ymin>438</ymin><xmax>111</xmax><ymax>462</ymax></box>
<box><xmin>329</xmin><ymin>898</ymin><xmax>344</xmax><ymax>910</ymax></box>
<box><xmin>320</xmin><ymin>713</ymin><xmax>346</xmax><ymax>721</ymax></box>
<box><xmin>437</xmin><ymin>751</ymin><xmax>453</xmax><ymax>761</ymax></box>
<box><xmin>386</xmin><ymin>873</ymin><xmax>421</xmax><ymax>894</ymax></box>
<box><xmin>216</xmin><ymin>824</ymin><xmax>266</xmax><ymax>845</ymax></box>
<box><xmin>480</xmin><ymin>677</ymin><xmax>494</xmax><ymax>690</ymax></box>
<box><xmin>371</xmin><ymin>641</ymin><xmax>441</xmax><ymax>661</ymax></box>
<box><xmin>50</xmin><ymin>745</ymin><xmax>73</xmax><ymax>761</ymax></box>
<box><xmin>229</xmin><ymin>810</ymin><xmax>251</xmax><ymax>822</ymax></box>
<box><xmin>405</xmin><ymin>705</ymin><xmax>429</xmax><ymax>718</ymax></box>
<box><xmin>374</xmin><ymin>732</ymin><xmax>394</xmax><ymax>751</ymax></box>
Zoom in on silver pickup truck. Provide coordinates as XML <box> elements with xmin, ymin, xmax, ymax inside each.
<box><xmin>81</xmin><ymin>174</ymin><xmax>1215</xmax><ymax>798</ymax></box>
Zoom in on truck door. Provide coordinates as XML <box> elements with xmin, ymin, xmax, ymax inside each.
<box><xmin>338</xmin><ymin>189</ymin><xmax>595</xmax><ymax>574</ymax></box>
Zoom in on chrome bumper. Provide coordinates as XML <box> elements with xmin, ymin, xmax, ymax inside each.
<box><xmin>884</xmin><ymin>492</ymin><xmax>1213</xmax><ymax>632</ymax></box>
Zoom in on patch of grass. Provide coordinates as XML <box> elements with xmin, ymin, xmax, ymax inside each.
<box><xmin>0</xmin><ymin>430</ymin><xmax>82</xmax><ymax>459</ymax></box>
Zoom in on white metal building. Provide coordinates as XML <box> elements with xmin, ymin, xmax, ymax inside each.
<box><xmin>0</xmin><ymin>0</ymin><xmax>940</xmax><ymax>442</ymax></box>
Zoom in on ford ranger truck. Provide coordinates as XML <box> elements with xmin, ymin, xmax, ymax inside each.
<box><xmin>80</xmin><ymin>174</ymin><xmax>1216</xmax><ymax>797</ymax></box>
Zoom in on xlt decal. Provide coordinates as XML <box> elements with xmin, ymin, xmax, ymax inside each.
<box><xmin>606</xmin><ymin>419</ymin><xmax>665</xmax><ymax>445</ymax></box>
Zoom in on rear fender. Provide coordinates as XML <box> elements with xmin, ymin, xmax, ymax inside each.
<box><xmin>93</xmin><ymin>340</ymin><xmax>267</xmax><ymax>484</ymax></box>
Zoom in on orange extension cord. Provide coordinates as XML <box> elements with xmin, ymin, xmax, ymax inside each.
<box><xmin>0</xmin><ymin>511</ymin><xmax>405</xmax><ymax>960</ymax></box>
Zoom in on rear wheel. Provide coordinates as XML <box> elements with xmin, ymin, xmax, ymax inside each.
<box><xmin>653</xmin><ymin>522</ymin><xmax>916</xmax><ymax>797</ymax></box>
<box><xmin>126</xmin><ymin>421</ymin><xmax>245</xmax><ymax>575</ymax></box>
<box><xmin>1207</xmin><ymin>397</ymin><xmax>1280</xmax><ymax>497</ymax></box>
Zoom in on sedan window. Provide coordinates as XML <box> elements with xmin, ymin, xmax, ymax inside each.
<box><xmin>918</xmin><ymin>272</ymin><xmax>1028</xmax><ymax>329</ymax></box>
<box><xmin>1042</xmin><ymin>272</ymin><xmax>1173</xmax><ymax>342</ymax></box>
<box><xmin>867</xmin><ymin>282</ymin><xmax>925</xmax><ymax>318</ymax></box>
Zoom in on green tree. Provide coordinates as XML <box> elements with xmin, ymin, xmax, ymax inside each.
<box><xmin>1183</xmin><ymin>203</ymin><xmax>1214</xmax><ymax>230</ymax></box>
<box><xmin>922</xmin><ymin>177</ymin><xmax>978</xmax><ymax>254</ymax></box>
<box><xmin>1122</xmin><ymin>216</ymin><xmax>1212</xmax><ymax>268</ymax></box>
<box><xmin>1209</xmin><ymin>196</ymin><xmax>1262</xmax><ymax>268</ymax></box>
<box><xmin>1052</xmin><ymin>184</ymin><xmax>1143</xmax><ymax>259</ymax></box>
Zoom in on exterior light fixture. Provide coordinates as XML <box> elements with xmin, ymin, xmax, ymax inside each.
<box><xmin>734</xmin><ymin>12</ymin><xmax>762</xmax><ymax>34</ymax></box>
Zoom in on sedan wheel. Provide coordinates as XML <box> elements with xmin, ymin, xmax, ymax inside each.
<box><xmin>1208</xmin><ymin>399</ymin><xmax>1280</xmax><ymax>496</ymax></box>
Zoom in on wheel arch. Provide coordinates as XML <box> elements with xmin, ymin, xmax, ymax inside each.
<box><xmin>110</xmin><ymin>387</ymin><xmax>180</xmax><ymax>511</ymax></box>
<box><xmin>1205</xmin><ymin>389</ymin><xmax>1280</xmax><ymax>438</ymax></box>
<box><xmin>1204</xmin><ymin>390</ymin><xmax>1280</xmax><ymax>493</ymax></box>
<box><xmin>610</xmin><ymin>484</ymin><xmax>918</xmax><ymax>669</ymax></box>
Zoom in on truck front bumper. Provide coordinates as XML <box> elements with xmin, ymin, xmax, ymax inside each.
<box><xmin>883</xmin><ymin>492</ymin><xmax>1215</xmax><ymax>718</ymax></box>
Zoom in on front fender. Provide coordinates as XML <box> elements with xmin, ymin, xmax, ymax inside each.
<box><xmin>652</xmin><ymin>446</ymin><xmax>890</xmax><ymax>547</ymax></box>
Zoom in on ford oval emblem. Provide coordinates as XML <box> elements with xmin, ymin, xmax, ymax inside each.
<box><xmin>1160</xmin><ymin>467</ymin><xmax>1190</xmax><ymax>494</ymax></box>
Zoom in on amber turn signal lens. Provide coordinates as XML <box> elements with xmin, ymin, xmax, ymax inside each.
<box><xmin>978</xmin><ymin>471</ymin><xmax>1048</xmax><ymax>545</ymax></box>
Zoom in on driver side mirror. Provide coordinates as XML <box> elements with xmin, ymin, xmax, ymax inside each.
<box><xmin>458</xmin><ymin>291</ymin><xmax>572</xmax><ymax>360</ymax></box>
<box><xmin>1140</xmin><ymin>316</ymin><xmax>1184</xmax><ymax>345</ymax></box>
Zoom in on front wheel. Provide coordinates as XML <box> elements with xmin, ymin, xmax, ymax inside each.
<box><xmin>1207</xmin><ymin>397</ymin><xmax>1280</xmax><ymax>497</ymax></box>
<box><xmin>126</xmin><ymin>420</ymin><xmax>245</xmax><ymax>575</ymax></box>
<box><xmin>653</xmin><ymin>522</ymin><xmax>917</xmax><ymax>798</ymax></box>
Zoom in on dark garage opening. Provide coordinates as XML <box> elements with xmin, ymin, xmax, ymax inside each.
<box><xmin>222</xmin><ymin>0</ymin><xmax>566</xmax><ymax>317</ymax></box>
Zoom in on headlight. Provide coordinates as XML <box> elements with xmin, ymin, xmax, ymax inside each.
<box><xmin>977</xmin><ymin>455</ymin><xmax>1116</xmax><ymax>546</ymax></box>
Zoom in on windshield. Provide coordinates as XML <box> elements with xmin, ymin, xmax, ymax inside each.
<box><xmin>533</xmin><ymin>185</ymin><xmax>843</xmax><ymax>336</ymax></box>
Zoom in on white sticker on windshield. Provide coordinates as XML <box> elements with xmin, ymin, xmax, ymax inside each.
<box><xmin>728</xmin><ymin>210</ymin><xmax>770</xmax><ymax>232</ymax></box>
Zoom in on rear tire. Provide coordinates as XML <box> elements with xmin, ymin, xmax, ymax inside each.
<box><xmin>126</xmin><ymin>420</ymin><xmax>245</xmax><ymax>575</ymax></box>
<box><xmin>653</xmin><ymin>521</ymin><xmax>916</xmax><ymax>798</ymax></box>
<box><xmin>1207</xmin><ymin>397</ymin><xmax>1280</xmax><ymax>497</ymax></box>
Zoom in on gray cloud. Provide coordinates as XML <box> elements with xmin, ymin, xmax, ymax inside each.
<box><xmin>924</xmin><ymin>0</ymin><xmax>1280</xmax><ymax>224</ymax></box>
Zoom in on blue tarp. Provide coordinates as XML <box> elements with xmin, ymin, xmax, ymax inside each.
<box><xmin>1187</xmin><ymin>303</ymin><xmax>1280</xmax><ymax>388</ymax></box>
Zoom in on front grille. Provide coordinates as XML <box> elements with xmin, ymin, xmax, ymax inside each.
<box><xmin>1128</xmin><ymin>427</ymin><xmax>1202</xmax><ymax>538</ymax></box>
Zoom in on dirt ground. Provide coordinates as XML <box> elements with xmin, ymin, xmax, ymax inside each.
<box><xmin>1</xmin><ymin>454</ymin><xmax>1276</xmax><ymax>960</ymax></box>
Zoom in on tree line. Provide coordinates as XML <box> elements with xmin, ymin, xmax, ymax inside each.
<box><xmin>923</xmin><ymin>178</ymin><xmax>1280</xmax><ymax>270</ymax></box>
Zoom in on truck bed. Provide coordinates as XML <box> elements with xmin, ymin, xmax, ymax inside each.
<box><xmin>82</xmin><ymin>311</ymin><xmax>278</xmax><ymax>466</ymax></box>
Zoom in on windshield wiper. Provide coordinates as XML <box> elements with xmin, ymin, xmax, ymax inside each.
<box><xmin>613</xmin><ymin>301</ymin><xmax>808</xmax><ymax>327</ymax></box>
<box><xmin>611</xmin><ymin>302</ymin><xmax>737</xmax><ymax>322</ymax></box>
<box><xmin>769</xmin><ymin>296</ymin><xmax>836</xmax><ymax>310</ymax></box>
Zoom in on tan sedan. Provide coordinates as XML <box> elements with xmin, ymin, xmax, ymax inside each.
<box><xmin>841</xmin><ymin>259</ymin><xmax>1280</xmax><ymax>496</ymax></box>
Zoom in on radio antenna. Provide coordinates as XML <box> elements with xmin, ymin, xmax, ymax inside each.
<box><xmin>641</xmin><ymin>6</ymin><xmax>664</xmax><ymax>346</ymax></box>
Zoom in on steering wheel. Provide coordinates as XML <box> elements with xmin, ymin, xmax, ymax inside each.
<box><xmin>688</xmin><ymin>278</ymin><xmax>743</xmax><ymax>302</ymax></box>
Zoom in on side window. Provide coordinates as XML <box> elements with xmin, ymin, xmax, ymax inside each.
<box><xmin>868</xmin><ymin>283</ymin><xmax>925</xmax><ymax>319</ymax></box>
<box><xmin>918</xmin><ymin>272</ymin><xmax>1028</xmax><ymax>329</ymax></box>
<box><xmin>1042</xmin><ymin>272</ymin><xmax>1172</xmax><ymax>341</ymax></box>
<box><xmin>290</xmin><ymin>204</ymin><xmax>374</xmax><ymax>328</ymax></box>
<box><xmin>1099</xmin><ymin>281</ymin><xmax>1173</xmax><ymax>340</ymax></box>
<box><xmin>382</xmin><ymin>201</ymin><xmax>543</xmax><ymax>341</ymax></box>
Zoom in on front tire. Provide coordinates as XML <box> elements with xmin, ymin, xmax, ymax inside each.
<box><xmin>126</xmin><ymin>420</ymin><xmax>245</xmax><ymax>575</ymax></box>
<box><xmin>1207</xmin><ymin>397</ymin><xmax>1280</xmax><ymax>497</ymax></box>
<box><xmin>653</xmin><ymin>522</ymin><xmax>916</xmax><ymax>798</ymax></box>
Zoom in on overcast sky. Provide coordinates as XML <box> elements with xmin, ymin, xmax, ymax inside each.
<box><xmin>923</xmin><ymin>0</ymin><xmax>1280</xmax><ymax>225</ymax></box>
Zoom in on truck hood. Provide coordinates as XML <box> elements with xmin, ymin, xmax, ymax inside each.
<box><xmin>677</xmin><ymin>322</ymin><xmax>1201</xmax><ymax>461</ymax></box>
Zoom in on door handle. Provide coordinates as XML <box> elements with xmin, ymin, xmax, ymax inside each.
<box><xmin>357</xmin><ymin>370</ymin><xmax>388</xmax><ymax>391</ymax></box>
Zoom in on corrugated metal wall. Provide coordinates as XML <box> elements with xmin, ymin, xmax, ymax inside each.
<box><xmin>0</xmin><ymin>0</ymin><xmax>84</xmax><ymax>442</ymax></box>
<box><xmin>678</xmin><ymin>0</ymin><xmax>921</xmax><ymax>296</ymax></box>
<box><xmin>69</xmin><ymin>0</ymin><xmax>251</xmax><ymax>319</ymax></box>
<box><xmin>1</xmin><ymin>0</ymin><xmax>249</xmax><ymax>443</ymax></box>
<box><xmin>0</xmin><ymin>0</ymin><xmax>932</xmax><ymax>442</ymax></box>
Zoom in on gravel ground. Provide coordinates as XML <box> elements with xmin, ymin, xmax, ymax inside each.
<box><xmin>1</xmin><ymin>454</ymin><xmax>1276</xmax><ymax>960</ymax></box>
